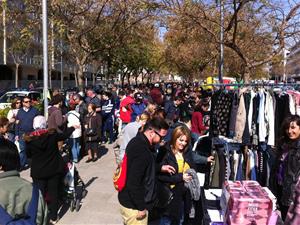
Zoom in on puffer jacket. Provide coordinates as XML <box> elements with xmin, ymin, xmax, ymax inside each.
<box><xmin>0</xmin><ymin>171</ymin><xmax>48</xmax><ymax>224</ymax></box>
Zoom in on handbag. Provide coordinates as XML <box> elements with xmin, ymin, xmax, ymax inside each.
<box><xmin>86</xmin><ymin>117</ymin><xmax>97</xmax><ymax>137</ymax></box>
<box><xmin>155</xmin><ymin>181</ymin><xmax>174</xmax><ymax>208</ymax></box>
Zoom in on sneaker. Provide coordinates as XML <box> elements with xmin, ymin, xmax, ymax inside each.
<box><xmin>50</xmin><ymin>219</ymin><xmax>58</xmax><ymax>224</ymax></box>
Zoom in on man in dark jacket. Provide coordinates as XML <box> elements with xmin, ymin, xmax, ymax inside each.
<box><xmin>118</xmin><ymin>117</ymin><xmax>173</xmax><ymax>225</ymax></box>
<box><xmin>73</xmin><ymin>94</ymin><xmax>88</xmax><ymax>123</ymax></box>
<box><xmin>164</xmin><ymin>96</ymin><xmax>182</xmax><ymax>123</ymax></box>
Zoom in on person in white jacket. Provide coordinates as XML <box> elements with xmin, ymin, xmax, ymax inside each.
<box><xmin>67</xmin><ymin>104</ymin><xmax>82</xmax><ymax>163</ymax></box>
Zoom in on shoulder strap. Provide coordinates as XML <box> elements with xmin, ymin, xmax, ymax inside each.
<box><xmin>26</xmin><ymin>184</ymin><xmax>39</xmax><ymax>223</ymax></box>
<box><xmin>0</xmin><ymin>204</ymin><xmax>13</xmax><ymax>224</ymax></box>
<box><xmin>68</xmin><ymin>112</ymin><xmax>80</xmax><ymax>120</ymax></box>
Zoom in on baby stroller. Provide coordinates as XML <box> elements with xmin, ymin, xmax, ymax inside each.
<box><xmin>62</xmin><ymin>144</ymin><xmax>88</xmax><ymax>212</ymax></box>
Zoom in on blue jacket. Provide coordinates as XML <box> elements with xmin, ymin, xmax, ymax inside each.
<box><xmin>164</xmin><ymin>100</ymin><xmax>179</xmax><ymax>122</ymax></box>
<box><xmin>131</xmin><ymin>103</ymin><xmax>146</xmax><ymax>122</ymax></box>
<box><xmin>15</xmin><ymin>107</ymin><xmax>40</xmax><ymax>136</ymax></box>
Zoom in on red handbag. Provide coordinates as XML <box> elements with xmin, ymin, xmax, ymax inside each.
<box><xmin>113</xmin><ymin>153</ymin><xmax>128</xmax><ymax>191</ymax></box>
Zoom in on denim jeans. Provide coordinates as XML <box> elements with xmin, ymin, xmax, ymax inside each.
<box><xmin>69</xmin><ymin>138</ymin><xmax>80</xmax><ymax>162</ymax></box>
<box><xmin>18</xmin><ymin>138</ymin><xmax>28</xmax><ymax>168</ymax></box>
<box><xmin>160</xmin><ymin>216</ymin><xmax>172</xmax><ymax>225</ymax></box>
<box><xmin>159</xmin><ymin>202</ymin><xmax>184</xmax><ymax>225</ymax></box>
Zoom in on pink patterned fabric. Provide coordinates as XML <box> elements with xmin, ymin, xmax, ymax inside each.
<box><xmin>285</xmin><ymin>178</ymin><xmax>300</xmax><ymax>225</ymax></box>
<box><xmin>222</xmin><ymin>181</ymin><xmax>273</xmax><ymax>225</ymax></box>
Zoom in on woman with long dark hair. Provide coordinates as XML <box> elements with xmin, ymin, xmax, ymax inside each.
<box><xmin>271</xmin><ymin>115</ymin><xmax>300</xmax><ymax>221</ymax></box>
<box><xmin>7</xmin><ymin>97</ymin><xmax>22</xmax><ymax>141</ymax></box>
<box><xmin>191</xmin><ymin>99</ymin><xmax>209</xmax><ymax>135</ymax></box>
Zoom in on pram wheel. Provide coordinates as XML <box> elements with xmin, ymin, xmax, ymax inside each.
<box><xmin>82</xmin><ymin>189</ymin><xmax>88</xmax><ymax>198</ymax></box>
<box><xmin>70</xmin><ymin>199</ymin><xmax>75</xmax><ymax>212</ymax></box>
<box><xmin>75</xmin><ymin>199</ymin><xmax>81</xmax><ymax>212</ymax></box>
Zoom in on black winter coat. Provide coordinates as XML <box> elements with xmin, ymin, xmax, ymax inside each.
<box><xmin>26</xmin><ymin>127</ymin><xmax>74</xmax><ymax>179</ymax></box>
<box><xmin>118</xmin><ymin>133</ymin><xmax>157</xmax><ymax>211</ymax></box>
<box><xmin>157</xmin><ymin>146</ymin><xmax>195</xmax><ymax>222</ymax></box>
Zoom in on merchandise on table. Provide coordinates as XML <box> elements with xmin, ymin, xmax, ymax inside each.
<box><xmin>221</xmin><ymin>181</ymin><xmax>273</xmax><ymax>225</ymax></box>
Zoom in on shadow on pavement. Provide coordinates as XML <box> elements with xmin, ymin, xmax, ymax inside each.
<box><xmin>85</xmin><ymin>176</ymin><xmax>98</xmax><ymax>189</ymax></box>
<box><xmin>98</xmin><ymin>145</ymin><xmax>109</xmax><ymax>159</ymax></box>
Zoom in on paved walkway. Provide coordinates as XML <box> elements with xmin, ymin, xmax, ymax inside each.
<box><xmin>21</xmin><ymin>144</ymin><xmax>123</xmax><ymax>225</ymax></box>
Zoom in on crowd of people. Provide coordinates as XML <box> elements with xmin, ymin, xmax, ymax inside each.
<box><xmin>1</xmin><ymin>81</ymin><xmax>300</xmax><ymax>224</ymax></box>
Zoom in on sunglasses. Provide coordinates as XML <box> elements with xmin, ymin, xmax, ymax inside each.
<box><xmin>153</xmin><ymin>130</ymin><xmax>163</xmax><ymax>140</ymax></box>
<box><xmin>23</xmin><ymin>100</ymin><xmax>31</xmax><ymax>103</ymax></box>
<box><xmin>16</xmin><ymin>102</ymin><xmax>21</xmax><ymax>104</ymax></box>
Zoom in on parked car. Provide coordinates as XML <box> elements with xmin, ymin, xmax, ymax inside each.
<box><xmin>0</xmin><ymin>90</ymin><xmax>42</xmax><ymax>110</ymax></box>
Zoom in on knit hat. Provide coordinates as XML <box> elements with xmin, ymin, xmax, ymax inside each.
<box><xmin>33</xmin><ymin>115</ymin><xmax>47</xmax><ymax>130</ymax></box>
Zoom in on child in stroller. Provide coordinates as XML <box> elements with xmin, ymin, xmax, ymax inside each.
<box><xmin>62</xmin><ymin>143</ymin><xmax>88</xmax><ymax>212</ymax></box>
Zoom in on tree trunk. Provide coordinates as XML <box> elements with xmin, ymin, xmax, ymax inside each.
<box><xmin>127</xmin><ymin>73</ymin><xmax>130</xmax><ymax>85</ymax></box>
<box><xmin>135</xmin><ymin>75</ymin><xmax>138</xmax><ymax>86</ymax></box>
<box><xmin>77</xmin><ymin>64</ymin><xmax>84</xmax><ymax>88</ymax></box>
<box><xmin>121</xmin><ymin>74</ymin><xmax>126</xmax><ymax>88</ymax></box>
<box><xmin>106</xmin><ymin>57</ymin><xmax>112</xmax><ymax>80</ymax></box>
<box><xmin>92</xmin><ymin>73</ymin><xmax>95</xmax><ymax>86</ymax></box>
<box><xmin>74</xmin><ymin>67</ymin><xmax>78</xmax><ymax>88</ymax></box>
<box><xmin>15</xmin><ymin>63</ymin><xmax>19</xmax><ymax>88</ymax></box>
<box><xmin>243</xmin><ymin>66</ymin><xmax>251</xmax><ymax>83</ymax></box>
<box><xmin>49</xmin><ymin>68</ymin><xmax>52</xmax><ymax>89</ymax></box>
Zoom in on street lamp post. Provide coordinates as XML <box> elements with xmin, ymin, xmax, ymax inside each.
<box><xmin>2</xmin><ymin>0</ymin><xmax>7</xmax><ymax>65</ymax></box>
<box><xmin>60</xmin><ymin>39</ymin><xmax>63</xmax><ymax>90</ymax></box>
<box><xmin>42</xmin><ymin>0</ymin><xmax>49</xmax><ymax>118</ymax></box>
<box><xmin>218</xmin><ymin>0</ymin><xmax>224</xmax><ymax>84</ymax></box>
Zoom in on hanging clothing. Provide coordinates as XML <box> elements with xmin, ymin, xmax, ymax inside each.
<box><xmin>266</xmin><ymin>91</ymin><xmax>275</xmax><ymax>146</ymax></box>
<box><xmin>258</xmin><ymin>89</ymin><xmax>267</xmax><ymax>142</ymax></box>
<box><xmin>234</xmin><ymin>88</ymin><xmax>247</xmax><ymax>143</ymax></box>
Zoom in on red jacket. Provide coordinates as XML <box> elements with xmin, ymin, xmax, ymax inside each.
<box><xmin>191</xmin><ymin>111</ymin><xmax>207</xmax><ymax>135</ymax></box>
<box><xmin>120</xmin><ymin>96</ymin><xmax>135</xmax><ymax>123</ymax></box>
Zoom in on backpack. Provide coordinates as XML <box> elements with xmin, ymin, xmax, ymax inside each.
<box><xmin>0</xmin><ymin>185</ymin><xmax>39</xmax><ymax>225</ymax></box>
<box><xmin>113</xmin><ymin>153</ymin><xmax>128</xmax><ymax>191</ymax></box>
